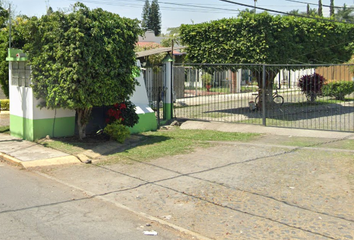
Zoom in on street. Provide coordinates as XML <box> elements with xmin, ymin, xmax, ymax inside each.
<box><xmin>0</xmin><ymin>162</ymin><xmax>189</xmax><ymax>240</ymax></box>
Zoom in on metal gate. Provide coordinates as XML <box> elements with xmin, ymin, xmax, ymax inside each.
<box><xmin>172</xmin><ymin>63</ymin><xmax>354</xmax><ymax>132</ymax></box>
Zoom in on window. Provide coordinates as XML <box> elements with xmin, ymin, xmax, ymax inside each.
<box><xmin>11</xmin><ymin>62</ymin><xmax>31</xmax><ymax>87</ymax></box>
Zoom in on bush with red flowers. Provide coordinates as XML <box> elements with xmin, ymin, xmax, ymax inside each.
<box><xmin>104</xmin><ymin>100</ymin><xmax>139</xmax><ymax>142</ymax></box>
<box><xmin>105</xmin><ymin>101</ymin><xmax>139</xmax><ymax>127</ymax></box>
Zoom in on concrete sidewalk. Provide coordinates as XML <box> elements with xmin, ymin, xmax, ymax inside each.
<box><xmin>0</xmin><ymin>134</ymin><xmax>80</xmax><ymax>168</ymax></box>
<box><xmin>1</xmin><ymin>120</ymin><xmax>354</xmax><ymax>169</ymax></box>
<box><xmin>180</xmin><ymin>120</ymin><xmax>354</xmax><ymax>139</ymax></box>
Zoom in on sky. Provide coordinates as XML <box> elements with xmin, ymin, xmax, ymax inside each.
<box><xmin>13</xmin><ymin>0</ymin><xmax>354</xmax><ymax>33</ymax></box>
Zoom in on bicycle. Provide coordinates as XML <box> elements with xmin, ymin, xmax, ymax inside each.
<box><xmin>253</xmin><ymin>88</ymin><xmax>284</xmax><ymax>107</ymax></box>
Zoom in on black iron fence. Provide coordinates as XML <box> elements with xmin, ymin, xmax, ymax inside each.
<box><xmin>171</xmin><ymin>63</ymin><xmax>354</xmax><ymax>132</ymax></box>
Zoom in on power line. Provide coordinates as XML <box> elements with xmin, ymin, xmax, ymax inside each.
<box><xmin>219</xmin><ymin>0</ymin><xmax>354</xmax><ymax>24</ymax></box>
<box><xmin>285</xmin><ymin>0</ymin><xmax>347</xmax><ymax>9</ymax></box>
<box><xmin>72</xmin><ymin>0</ymin><xmax>240</xmax><ymax>14</ymax></box>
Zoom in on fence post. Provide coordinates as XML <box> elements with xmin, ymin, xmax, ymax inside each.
<box><xmin>162</xmin><ymin>54</ymin><xmax>174</xmax><ymax>121</ymax></box>
<box><xmin>262</xmin><ymin>64</ymin><xmax>267</xmax><ymax>126</ymax></box>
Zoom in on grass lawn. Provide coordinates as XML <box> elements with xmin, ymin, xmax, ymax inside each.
<box><xmin>40</xmin><ymin>127</ymin><xmax>260</xmax><ymax>164</ymax></box>
<box><xmin>0</xmin><ymin>126</ymin><xmax>9</xmax><ymax>134</ymax></box>
<box><xmin>104</xmin><ymin>128</ymin><xmax>260</xmax><ymax>164</ymax></box>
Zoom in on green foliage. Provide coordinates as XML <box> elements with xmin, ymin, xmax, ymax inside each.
<box><xmin>0</xmin><ymin>99</ymin><xmax>9</xmax><ymax>110</ymax></box>
<box><xmin>298</xmin><ymin>73</ymin><xmax>326</xmax><ymax>102</ymax></box>
<box><xmin>148</xmin><ymin>0</ymin><xmax>161</xmax><ymax>36</ymax></box>
<box><xmin>141</xmin><ymin>0</ymin><xmax>150</xmax><ymax>31</ymax></box>
<box><xmin>0</xmin><ymin>10</ymin><xmax>26</xmax><ymax>98</ymax></box>
<box><xmin>104</xmin><ymin>120</ymin><xmax>130</xmax><ymax>143</ymax></box>
<box><xmin>135</xmin><ymin>43</ymin><xmax>166</xmax><ymax>71</ymax></box>
<box><xmin>22</xmin><ymin>3</ymin><xmax>141</xmax><ymax>139</ymax></box>
<box><xmin>201</xmin><ymin>73</ymin><xmax>212</xmax><ymax>86</ymax></box>
<box><xmin>161</xmin><ymin>27</ymin><xmax>181</xmax><ymax>47</ymax></box>
<box><xmin>180</xmin><ymin>12</ymin><xmax>354</xmax><ymax>65</ymax></box>
<box><xmin>335</xmin><ymin>4</ymin><xmax>354</xmax><ymax>22</ymax></box>
<box><xmin>318</xmin><ymin>0</ymin><xmax>323</xmax><ymax>17</ymax></box>
<box><xmin>322</xmin><ymin>81</ymin><xmax>354</xmax><ymax>100</ymax></box>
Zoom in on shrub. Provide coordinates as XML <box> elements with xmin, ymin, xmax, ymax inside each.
<box><xmin>0</xmin><ymin>99</ymin><xmax>9</xmax><ymax>110</ymax></box>
<box><xmin>322</xmin><ymin>81</ymin><xmax>354</xmax><ymax>101</ymax></box>
<box><xmin>105</xmin><ymin>101</ymin><xmax>139</xmax><ymax>128</ymax></box>
<box><xmin>202</xmin><ymin>73</ymin><xmax>212</xmax><ymax>86</ymax></box>
<box><xmin>298</xmin><ymin>73</ymin><xmax>326</xmax><ymax>102</ymax></box>
<box><xmin>103</xmin><ymin>120</ymin><xmax>130</xmax><ymax>143</ymax></box>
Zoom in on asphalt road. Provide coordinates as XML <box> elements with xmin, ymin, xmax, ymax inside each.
<box><xmin>0</xmin><ymin>162</ymin><xmax>189</xmax><ymax>240</ymax></box>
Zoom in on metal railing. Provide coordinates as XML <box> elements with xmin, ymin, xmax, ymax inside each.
<box><xmin>170</xmin><ymin>63</ymin><xmax>354</xmax><ymax>132</ymax></box>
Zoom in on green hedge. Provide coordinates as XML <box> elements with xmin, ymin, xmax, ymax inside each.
<box><xmin>0</xmin><ymin>99</ymin><xmax>9</xmax><ymax>110</ymax></box>
<box><xmin>322</xmin><ymin>81</ymin><xmax>354</xmax><ymax>101</ymax></box>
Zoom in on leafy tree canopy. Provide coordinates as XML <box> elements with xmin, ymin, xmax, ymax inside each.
<box><xmin>0</xmin><ymin>14</ymin><xmax>29</xmax><ymax>98</ymax></box>
<box><xmin>22</xmin><ymin>3</ymin><xmax>141</xmax><ymax>139</ymax></box>
<box><xmin>180</xmin><ymin>12</ymin><xmax>354</xmax><ymax>65</ymax></box>
<box><xmin>161</xmin><ymin>27</ymin><xmax>180</xmax><ymax>47</ymax></box>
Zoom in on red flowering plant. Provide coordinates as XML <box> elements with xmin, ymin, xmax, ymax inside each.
<box><xmin>103</xmin><ymin>101</ymin><xmax>139</xmax><ymax>142</ymax></box>
<box><xmin>105</xmin><ymin>100</ymin><xmax>139</xmax><ymax>127</ymax></box>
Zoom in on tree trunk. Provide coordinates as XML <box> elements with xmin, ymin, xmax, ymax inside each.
<box><xmin>76</xmin><ymin>108</ymin><xmax>92</xmax><ymax>140</ymax></box>
<box><xmin>256</xmin><ymin>70</ymin><xmax>278</xmax><ymax>109</ymax></box>
<box><xmin>230</xmin><ymin>71</ymin><xmax>237</xmax><ymax>93</ymax></box>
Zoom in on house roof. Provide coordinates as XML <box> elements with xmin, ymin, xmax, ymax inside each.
<box><xmin>136</xmin><ymin>46</ymin><xmax>186</xmax><ymax>58</ymax></box>
<box><xmin>136</xmin><ymin>42</ymin><xmax>161</xmax><ymax>48</ymax></box>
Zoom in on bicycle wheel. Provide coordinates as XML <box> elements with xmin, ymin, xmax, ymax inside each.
<box><xmin>255</xmin><ymin>95</ymin><xmax>259</xmax><ymax>105</ymax></box>
<box><xmin>273</xmin><ymin>95</ymin><xmax>284</xmax><ymax>105</ymax></box>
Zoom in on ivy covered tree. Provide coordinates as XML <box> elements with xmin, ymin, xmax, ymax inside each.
<box><xmin>23</xmin><ymin>3</ymin><xmax>141</xmax><ymax>139</ymax></box>
<box><xmin>180</xmin><ymin>12</ymin><xmax>354</xmax><ymax>103</ymax></box>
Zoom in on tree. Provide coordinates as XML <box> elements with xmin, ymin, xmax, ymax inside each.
<box><xmin>180</xmin><ymin>12</ymin><xmax>354</xmax><ymax>104</ymax></box>
<box><xmin>46</xmin><ymin>6</ymin><xmax>53</xmax><ymax>15</ymax></box>
<box><xmin>330</xmin><ymin>0</ymin><xmax>335</xmax><ymax>17</ymax></box>
<box><xmin>0</xmin><ymin>14</ymin><xmax>28</xmax><ymax>98</ymax></box>
<box><xmin>318</xmin><ymin>0</ymin><xmax>323</xmax><ymax>17</ymax></box>
<box><xmin>148</xmin><ymin>0</ymin><xmax>161</xmax><ymax>36</ymax></box>
<box><xmin>160</xmin><ymin>27</ymin><xmax>180</xmax><ymax>47</ymax></box>
<box><xmin>0</xmin><ymin>6</ymin><xmax>9</xmax><ymax>97</ymax></box>
<box><xmin>141</xmin><ymin>0</ymin><xmax>150</xmax><ymax>31</ymax></box>
<box><xmin>335</xmin><ymin>4</ymin><xmax>354</xmax><ymax>22</ymax></box>
<box><xmin>23</xmin><ymin>3</ymin><xmax>141</xmax><ymax>140</ymax></box>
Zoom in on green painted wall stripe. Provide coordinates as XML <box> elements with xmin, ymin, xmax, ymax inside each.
<box><xmin>10</xmin><ymin>114</ymin><xmax>75</xmax><ymax>141</ymax></box>
<box><xmin>10</xmin><ymin>114</ymin><xmax>34</xmax><ymax>140</ymax></box>
<box><xmin>129</xmin><ymin>112</ymin><xmax>157</xmax><ymax>134</ymax></box>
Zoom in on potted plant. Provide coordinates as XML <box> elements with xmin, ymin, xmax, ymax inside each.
<box><xmin>202</xmin><ymin>73</ymin><xmax>212</xmax><ymax>92</ymax></box>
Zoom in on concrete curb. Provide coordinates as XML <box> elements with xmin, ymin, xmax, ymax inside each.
<box><xmin>0</xmin><ymin>152</ymin><xmax>81</xmax><ymax>169</ymax></box>
<box><xmin>0</xmin><ymin>152</ymin><xmax>22</xmax><ymax>167</ymax></box>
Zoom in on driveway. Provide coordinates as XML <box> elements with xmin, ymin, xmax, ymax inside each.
<box><xmin>36</xmin><ymin>134</ymin><xmax>354</xmax><ymax>240</ymax></box>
